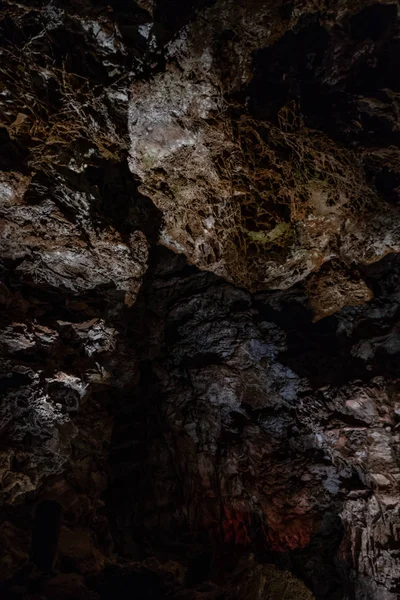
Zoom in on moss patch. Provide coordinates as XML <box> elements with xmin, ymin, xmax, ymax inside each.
<box><xmin>245</xmin><ymin>222</ymin><xmax>293</xmax><ymax>246</ymax></box>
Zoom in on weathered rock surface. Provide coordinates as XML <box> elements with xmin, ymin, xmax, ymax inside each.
<box><xmin>106</xmin><ymin>247</ymin><xmax>400</xmax><ymax>600</ymax></box>
<box><xmin>129</xmin><ymin>0</ymin><xmax>400</xmax><ymax>302</ymax></box>
<box><xmin>0</xmin><ymin>1</ymin><xmax>400</xmax><ymax>599</ymax></box>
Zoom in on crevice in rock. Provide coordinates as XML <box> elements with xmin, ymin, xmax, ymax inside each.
<box><xmin>32</xmin><ymin>501</ymin><xmax>63</xmax><ymax>572</ymax></box>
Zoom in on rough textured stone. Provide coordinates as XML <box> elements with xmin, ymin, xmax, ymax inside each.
<box><xmin>128</xmin><ymin>0</ymin><xmax>400</xmax><ymax>306</ymax></box>
<box><xmin>105</xmin><ymin>247</ymin><xmax>400</xmax><ymax>599</ymax></box>
<box><xmin>1</xmin><ymin>1</ymin><xmax>400</xmax><ymax>600</ymax></box>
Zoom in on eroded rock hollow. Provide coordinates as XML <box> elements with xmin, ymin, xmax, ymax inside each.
<box><xmin>1</xmin><ymin>1</ymin><xmax>400</xmax><ymax>598</ymax></box>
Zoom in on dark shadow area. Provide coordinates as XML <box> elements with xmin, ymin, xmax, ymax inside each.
<box><xmin>0</xmin><ymin>128</ymin><xmax>30</xmax><ymax>172</ymax></box>
<box><xmin>31</xmin><ymin>501</ymin><xmax>63</xmax><ymax>572</ymax></box>
<box><xmin>253</xmin><ymin>253</ymin><xmax>400</xmax><ymax>387</ymax></box>
<box><xmin>247</xmin><ymin>19</ymin><xmax>328</xmax><ymax>124</ymax></box>
<box><xmin>245</xmin><ymin>4</ymin><xmax>400</xmax><ymax>148</ymax></box>
<box><xmin>351</xmin><ymin>4</ymin><xmax>397</xmax><ymax>42</ymax></box>
<box><xmin>186</xmin><ymin>551</ymin><xmax>214</xmax><ymax>586</ymax></box>
<box><xmin>94</xmin><ymin>566</ymin><xmax>166</xmax><ymax>600</ymax></box>
<box><xmin>254</xmin><ymin>291</ymin><xmax>359</xmax><ymax>388</ymax></box>
<box><xmin>154</xmin><ymin>0</ymin><xmax>217</xmax><ymax>42</ymax></box>
<box><xmin>86</xmin><ymin>160</ymin><xmax>163</xmax><ymax>242</ymax></box>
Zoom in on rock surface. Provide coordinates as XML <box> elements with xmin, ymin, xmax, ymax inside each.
<box><xmin>105</xmin><ymin>247</ymin><xmax>400</xmax><ymax>600</ymax></box>
<box><xmin>129</xmin><ymin>0</ymin><xmax>400</xmax><ymax>298</ymax></box>
<box><xmin>0</xmin><ymin>1</ymin><xmax>400</xmax><ymax>599</ymax></box>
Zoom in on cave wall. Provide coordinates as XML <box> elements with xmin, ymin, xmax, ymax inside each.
<box><xmin>107</xmin><ymin>247</ymin><xmax>400</xmax><ymax>600</ymax></box>
<box><xmin>129</xmin><ymin>0</ymin><xmax>400</xmax><ymax>299</ymax></box>
<box><xmin>0</xmin><ymin>1</ymin><xmax>400</xmax><ymax>599</ymax></box>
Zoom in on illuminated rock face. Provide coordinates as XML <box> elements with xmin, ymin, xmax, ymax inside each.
<box><xmin>0</xmin><ymin>1</ymin><xmax>400</xmax><ymax>599</ymax></box>
<box><xmin>128</xmin><ymin>0</ymin><xmax>400</xmax><ymax>300</ymax></box>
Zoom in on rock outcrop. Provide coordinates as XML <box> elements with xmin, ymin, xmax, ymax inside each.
<box><xmin>129</xmin><ymin>0</ymin><xmax>400</xmax><ymax>299</ymax></box>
